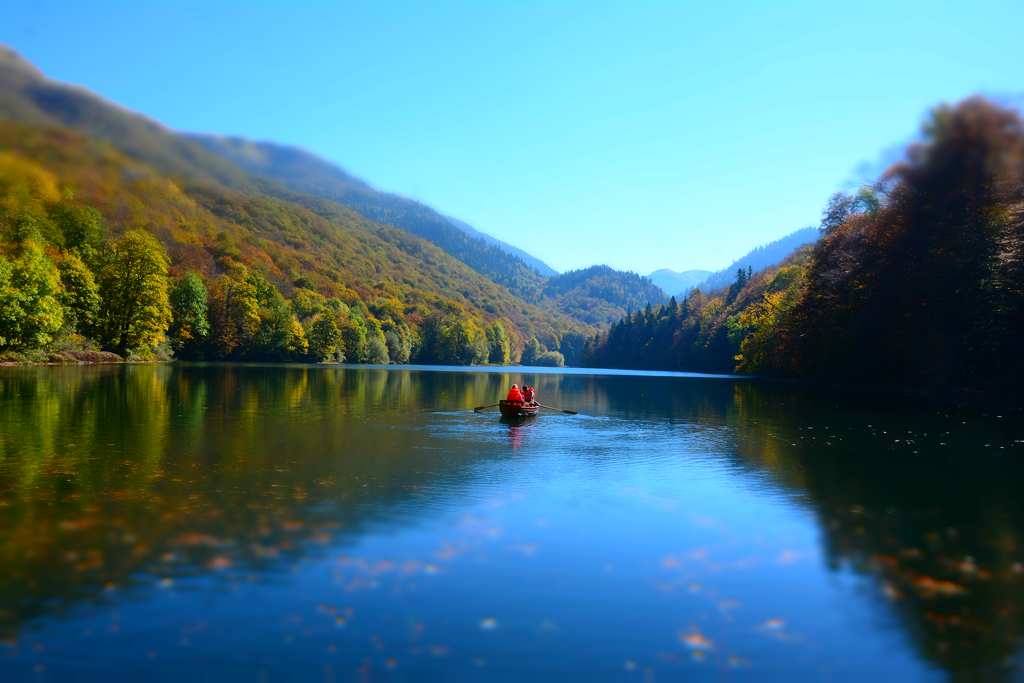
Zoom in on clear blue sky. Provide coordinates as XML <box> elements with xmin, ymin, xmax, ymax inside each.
<box><xmin>3</xmin><ymin>1</ymin><xmax>1022</xmax><ymax>273</ymax></box>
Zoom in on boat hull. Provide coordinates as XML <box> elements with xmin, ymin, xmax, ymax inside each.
<box><xmin>499</xmin><ymin>400</ymin><xmax>539</xmax><ymax>418</ymax></box>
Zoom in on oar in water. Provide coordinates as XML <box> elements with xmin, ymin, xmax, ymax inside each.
<box><xmin>473</xmin><ymin>403</ymin><xmax>501</xmax><ymax>412</ymax></box>
<box><xmin>537</xmin><ymin>403</ymin><xmax>578</xmax><ymax>415</ymax></box>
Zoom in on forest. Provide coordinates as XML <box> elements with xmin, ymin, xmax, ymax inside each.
<box><xmin>0</xmin><ymin>127</ymin><xmax>547</xmax><ymax>366</ymax></box>
<box><xmin>586</xmin><ymin>98</ymin><xmax>1024</xmax><ymax>401</ymax></box>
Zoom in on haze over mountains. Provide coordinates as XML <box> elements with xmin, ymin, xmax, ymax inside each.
<box><xmin>647</xmin><ymin>227</ymin><xmax>821</xmax><ymax>298</ymax></box>
<box><xmin>647</xmin><ymin>269</ymin><xmax>711</xmax><ymax>298</ymax></box>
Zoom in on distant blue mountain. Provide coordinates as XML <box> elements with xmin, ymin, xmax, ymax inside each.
<box><xmin>647</xmin><ymin>269</ymin><xmax>712</xmax><ymax>297</ymax></box>
<box><xmin>697</xmin><ymin>227</ymin><xmax>820</xmax><ymax>292</ymax></box>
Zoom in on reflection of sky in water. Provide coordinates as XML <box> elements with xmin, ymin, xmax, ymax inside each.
<box><xmin>1</xmin><ymin>365</ymin><xmax>1020</xmax><ymax>679</ymax></box>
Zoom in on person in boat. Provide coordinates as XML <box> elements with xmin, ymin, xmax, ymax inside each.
<box><xmin>522</xmin><ymin>385</ymin><xmax>535</xmax><ymax>404</ymax></box>
<box><xmin>506</xmin><ymin>384</ymin><xmax>524</xmax><ymax>403</ymax></box>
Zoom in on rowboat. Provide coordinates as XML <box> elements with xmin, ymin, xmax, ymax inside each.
<box><xmin>499</xmin><ymin>400</ymin><xmax>539</xmax><ymax>418</ymax></box>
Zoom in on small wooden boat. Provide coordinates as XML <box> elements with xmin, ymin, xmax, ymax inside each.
<box><xmin>499</xmin><ymin>400</ymin><xmax>539</xmax><ymax>418</ymax></box>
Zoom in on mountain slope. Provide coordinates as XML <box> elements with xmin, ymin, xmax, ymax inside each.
<box><xmin>188</xmin><ymin>134</ymin><xmax>555</xmax><ymax>294</ymax></box>
<box><xmin>0</xmin><ymin>46</ymin><xmax>254</xmax><ymax>190</ymax></box>
<box><xmin>442</xmin><ymin>214</ymin><xmax>556</xmax><ymax>277</ymax></box>
<box><xmin>0</xmin><ymin>121</ymin><xmax>583</xmax><ymax>352</ymax></box>
<box><xmin>0</xmin><ymin>46</ymin><xmax>554</xmax><ymax>300</ymax></box>
<box><xmin>0</xmin><ymin>46</ymin><xmax>663</xmax><ymax>335</ymax></box>
<box><xmin>697</xmin><ymin>227</ymin><xmax>819</xmax><ymax>291</ymax></box>
<box><xmin>648</xmin><ymin>268</ymin><xmax>711</xmax><ymax>297</ymax></box>
<box><xmin>541</xmin><ymin>266</ymin><xmax>667</xmax><ymax>326</ymax></box>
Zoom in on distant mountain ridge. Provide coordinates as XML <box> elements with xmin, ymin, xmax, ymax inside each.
<box><xmin>648</xmin><ymin>269</ymin><xmax>712</xmax><ymax>297</ymax></box>
<box><xmin>696</xmin><ymin>227</ymin><xmax>820</xmax><ymax>292</ymax></box>
<box><xmin>441</xmin><ymin>214</ymin><xmax>557</xmax><ymax>277</ymax></box>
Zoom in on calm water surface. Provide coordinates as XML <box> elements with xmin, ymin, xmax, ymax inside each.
<box><xmin>1</xmin><ymin>364</ymin><xmax>1022</xmax><ymax>680</ymax></box>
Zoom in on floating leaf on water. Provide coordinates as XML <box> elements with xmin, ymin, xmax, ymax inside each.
<box><xmin>58</xmin><ymin>518</ymin><xmax>96</xmax><ymax>532</ymax></box>
<box><xmin>760</xmin><ymin>618</ymin><xmax>785</xmax><ymax>631</ymax></box>
<box><xmin>911</xmin><ymin>576</ymin><xmax>967</xmax><ymax>598</ymax></box>
<box><xmin>385</xmin><ymin>658</ymin><xmax>398</xmax><ymax>670</ymax></box>
<box><xmin>207</xmin><ymin>555</ymin><xmax>232</xmax><ymax>570</ymax></box>
<box><xmin>679</xmin><ymin>630</ymin><xmax>713</xmax><ymax>650</ymax></box>
<box><xmin>173</xmin><ymin>533</ymin><xmax>222</xmax><ymax>548</ymax></box>
<box><xmin>479</xmin><ymin>617</ymin><xmax>498</xmax><ymax>631</ymax></box>
<box><xmin>158</xmin><ymin>577</ymin><xmax>174</xmax><ymax>589</ymax></box>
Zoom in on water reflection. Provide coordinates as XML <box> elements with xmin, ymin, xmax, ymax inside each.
<box><xmin>0</xmin><ymin>364</ymin><xmax>1021</xmax><ymax>678</ymax></box>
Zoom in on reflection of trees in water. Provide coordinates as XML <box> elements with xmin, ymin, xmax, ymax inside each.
<box><xmin>728</xmin><ymin>383</ymin><xmax>1024</xmax><ymax>677</ymax></box>
<box><xmin>3</xmin><ymin>366</ymin><xmax>1022</xmax><ymax>676</ymax></box>
<box><xmin>0</xmin><ymin>365</ymin><xmax>528</xmax><ymax>638</ymax></box>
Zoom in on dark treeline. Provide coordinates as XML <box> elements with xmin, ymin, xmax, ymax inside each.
<box><xmin>586</xmin><ymin>97</ymin><xmax>1024</xmax><ymax>402</ymax></box>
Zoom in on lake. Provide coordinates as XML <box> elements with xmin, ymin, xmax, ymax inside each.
<box><xmin>1</xmin><ymin>364</ymin><xmax>1022</xmax><ymax>680</ymax></box>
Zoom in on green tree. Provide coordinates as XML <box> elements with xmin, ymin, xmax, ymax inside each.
<box><xmin>485</xmin><ymin>321</ymin><xmax>511</xmax><ymax>364</ymax></box>
<box><xmin>169</xmin><ymin>272</ymin><xmax>210</xmax><ymax>358</ymax></box>
<box><xmin>49</xmin><ymin>203</ymin><xmax>105</xmax><ymax>264</ymax></box>
<box><xmin>307</xmin><ymin>314</ymin><xmax>342</xmax><ymax>361</ymax></box>
<box><xmin>96</xmin><ymin>230</ymin><xmax>172</xmax><ymax>356</ymax></box>
<box><xmin>558</xmin><ymin>331</ymin><xmax>587</xmax><ymax>367</ymax></box>
<box><xmin>441</xmin><ymin>317</ymin><xmax>487</xmax><ymax>365</ymax></box>
<box><xmin>520</xmin><ymin>336</ymin><xmax>543</xmax><ymax>365</ymax></box>
<box><xmin>534</xmin><ymin>350</ymin><xmax>565</xmax><ymax>367</ymax></box>
<box><xmin>364</xmin><ymin>319</ymin><xmax>390</xmax><ymax>364</ymax></box>
<box><xmin>383</xmin><ymin>322</ymin><xmax>413</xmax><ymax>364</ymax></box>
<box><xmin>207</xmin><ymin>267</ymin><xmax>261</xmax><ymax>358</ymax></box>
<box><xmin>340</xmin><ymin>314</ymin><xmax>369</xmax><ymax>363</ymax></box>
<box><xmin>0</xmin><ymin>242</ymin><xmax>64</xmax><ymax>350</ymax></box>
<box><xmin>253</xmin><ymin>290</ymin><xmax>306</xmax><ymax>360</ymax></box>
<box><xmin>57</xmin><ymin>251</ymin><xmax>100</xmax><ymax>337</ymax></box>
<box><xmin>366</xmin><ymin>333</ymin><xmax>390</xmax><ymax>364</ymax></box>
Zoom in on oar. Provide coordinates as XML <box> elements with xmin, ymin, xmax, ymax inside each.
<box><xmin>474</xmin><ymin>403</ymin><xmax>501</xmax><ymax>412</ymax></box>
<box><xmin>537</xmin><ymin>403</ymin><xmax>578</xmax><ymax>415</ymax></box>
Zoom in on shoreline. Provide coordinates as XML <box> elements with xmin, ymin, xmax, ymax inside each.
<box><xmin>0</xmin><ymin>350</ymin><xmax>163</xmax><ymax>367</ymax></box>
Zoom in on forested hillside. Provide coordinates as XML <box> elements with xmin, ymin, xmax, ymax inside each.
<box><xmin>0</xmin><ymin>46</ymin><xmax>663</xmax><ymax>334</ymax></box>
<box><xmin>189</xmin><ymin>134</ymin><xmax>554</xmax><ymax>297</ymax></box>
<box><xmin>586</xmin><ymin>98</ymin><xmax>1024</xmax><ymax>402</ymax></box>
<box><xmin>0</xmin><ymin>122</ymin><xmax>585</xmax><ymax>364</ymax></box>
<box><xmin>541</xmin><ymin>265</ymin><xmax>667</xmax><ymax>326</ymax></box>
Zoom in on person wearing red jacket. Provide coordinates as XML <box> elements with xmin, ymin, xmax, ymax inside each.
<box><xmin>506</xmin><ymin>384</ymin><xmax>524</xmax><ymax>402</ymax></box>
<box><xmin>522</xmin><ymin>386</ymin><xmax>535</xmax><ymax>404</ymax></box>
